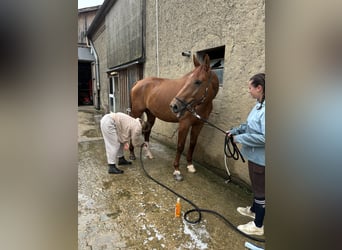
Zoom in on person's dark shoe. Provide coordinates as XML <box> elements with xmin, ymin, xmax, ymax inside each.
<box><xmin>108</xmin><ymin>164</ymin><xmax>124</xmax><ymax>174</ymax></box>
<box><xmin>118</xmin><ymin>156</ymin><xmax>132</xmax><ymax>165</ymax></box>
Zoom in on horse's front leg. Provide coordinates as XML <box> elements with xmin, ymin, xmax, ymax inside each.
<box><xmin>186</xmin><ymin>123</ymin><xmax>204</xmax><ymax>173</ymax></box>
<box><xmin>173</xmin><ymin>124</ymin><xmax>190</xmax><ymax>181</ymax></box>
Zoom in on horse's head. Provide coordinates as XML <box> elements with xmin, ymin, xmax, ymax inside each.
<box><xmin>170</xmin><ymin>54</ymin><xmax>217</xmax><ymax>118</ymax></box>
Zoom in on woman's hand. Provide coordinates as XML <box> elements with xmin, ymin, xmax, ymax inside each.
<box><xmin>124</xmin><ymin>142</ymin><xmax>129</xmax><ymax>150</ymax></box>
<box><xmin>226</xmin><ymin>131</ymin><xmax>236</xmax><ymax>143</ymax></box>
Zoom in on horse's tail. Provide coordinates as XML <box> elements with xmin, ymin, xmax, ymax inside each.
<box><xmin>129</xmin><ymin>80</ymin><xmax>140</xmax><ymax>116</ymax></box>
<box><xmin>128</xmin><ymin>82</ymin><xmax>135</xmax><ymax>115</ymax></box>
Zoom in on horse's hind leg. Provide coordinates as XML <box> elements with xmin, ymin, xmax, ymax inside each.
<box><xmin>186</xmin><ymin>122</ymin><xmax>204</xmax><ymax>173</ymax></box>
<box><xmin>129</xmin><ymin>142</ymin><xmax>136</xmax><ymax>160</ymax></box>
<box><xmin>129</xmin><ymin>109</ymin><xmax>144</xmax><ymax>160</ymax></box>
<box><xmin>143</xmin><ymin>110</ymin><xmax>156</xmax><ymax>159</ymax></box>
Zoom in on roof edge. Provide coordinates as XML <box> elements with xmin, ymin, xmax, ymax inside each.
<box><xmin>78</xmin><ymin>5</ymin><xmax>101</xmax><ymax>13</ymax></box>
<box><xmin>87</xmin><ymin>0</ymin><xmax>117</xmax><ymax>38</ymax></box>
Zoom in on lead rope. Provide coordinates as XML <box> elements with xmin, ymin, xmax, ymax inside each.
<box><xmin>187</xmin><ymin>107</ymin><xmax>245</xmax><ymax>162</ymax></box>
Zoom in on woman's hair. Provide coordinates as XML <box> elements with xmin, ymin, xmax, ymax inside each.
<box><xmin>250</xmin><ymin>73</ymin><xmax>265</xmax><ymax>109</ymax></box>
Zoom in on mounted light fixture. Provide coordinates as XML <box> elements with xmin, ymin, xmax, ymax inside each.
<box><xmin>181</xmin><ymin>51</ymin><xmax>191</xmax><ymax>57</ymax></box>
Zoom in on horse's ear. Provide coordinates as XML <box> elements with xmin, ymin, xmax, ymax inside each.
<box><xmin>203</xmin><ymin>54</ymin><xmax>210</xmax><ymax>69</ymax></box>
<box><xmin>193</xmin><ymin>54</ymin><xmax>200</xmax><ymax>67</ymax></box>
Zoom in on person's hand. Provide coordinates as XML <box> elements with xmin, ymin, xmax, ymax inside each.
<box><xmin>124</xmin><ymin>143</ymin><xmax>129</xmax><ymax>150</ymax></box>
<box><xmin>226</xmin><ymin>131</ymin><xmax>236</xmax><ymax>143</ymax></box>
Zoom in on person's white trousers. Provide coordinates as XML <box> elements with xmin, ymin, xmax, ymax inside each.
<box><xmin>100</xmin><ymin>114</ymin><xmax>124</xmax><ymax>164</ymax></box>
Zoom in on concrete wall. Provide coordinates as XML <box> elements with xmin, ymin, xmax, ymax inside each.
<box><xmin>143</xmin><ymin>0</ymin><xmax>265</xmax><ymax>185</ymax></box>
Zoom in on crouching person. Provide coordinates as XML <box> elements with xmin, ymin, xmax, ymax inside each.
<box><xmin>100</xmin><ymin>112</ymin><xmax>146</xmax><ymax>174</ymax></box>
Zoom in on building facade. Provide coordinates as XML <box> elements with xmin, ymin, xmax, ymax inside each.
<box><xmin>87</xmin><ymin>0</ymin><xmax>265</xmax><ymax>185</ymax></box>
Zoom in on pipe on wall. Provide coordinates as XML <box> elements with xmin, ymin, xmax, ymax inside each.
<box><xmin>89</xmin><ymin>39</ymin><xmax>101</xmax><ymax>110</ymax></box>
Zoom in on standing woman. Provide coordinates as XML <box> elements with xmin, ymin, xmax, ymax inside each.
<box><xmin>227</xmin><ymin>73</ymin><xmax>265</xmax><ymax>236</ymax></box>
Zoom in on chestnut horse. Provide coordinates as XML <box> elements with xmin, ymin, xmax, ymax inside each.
<box><xmin>129</xmin><ymin>54</ymin><xmax>219</xmax><ymax>181</ymax></box>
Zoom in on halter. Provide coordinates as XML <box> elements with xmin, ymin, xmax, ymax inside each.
<box><xmin>175</xmin><ymin>72</ymin><xmax>213</xmax><ymax>113</ymax></box>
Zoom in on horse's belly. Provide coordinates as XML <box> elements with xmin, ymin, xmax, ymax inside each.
<box><xmin>151</xmin><ymin>108</ymin><xmax>179</xmax><ymax>123</ymax></box>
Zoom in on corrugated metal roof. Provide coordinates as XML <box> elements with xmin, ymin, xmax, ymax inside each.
<box><xmin>78</xmin><ymin>47</ymin><xmax>95</xmax><ymax>62</ymax></box>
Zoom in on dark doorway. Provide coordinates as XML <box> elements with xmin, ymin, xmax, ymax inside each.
<box><xmin>78</xmin><ymin>62</ymin><xmax>93</xmax><ymax>106</ymax></box>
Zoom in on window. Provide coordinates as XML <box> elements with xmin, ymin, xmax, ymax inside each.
<box><xmin>197</xmin><ymin>46</ymin><xmax>225</xmax><ymax>87</ymax></box>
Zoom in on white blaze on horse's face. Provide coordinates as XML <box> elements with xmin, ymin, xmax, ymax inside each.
<box><xmin>170</xmin><ymin>67</ymin><xmax>208</xmax><ymax>118</ymax></box>
<box><xmin>169</xmin><ymin>78</ymin><xmax>196</xmax><ymax>118</ymax></box>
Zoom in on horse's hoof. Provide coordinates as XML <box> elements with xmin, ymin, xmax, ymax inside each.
<box><xmin>187</xmin><ymin>164</ymin><xmax>196</xmax><ymax>173</ymax></box>
<box><xmin>174</xmin><ymin>174</ymin><xmax>183</xmax><ymax>181</ymax></box>
<box><xmin>129</xmin><ymin>155</ymin><xmax>136</xmax><ymax>160</ymax></box>
<box><xmin>146</xmin><ymin>154</ymin><xmax>154</xmax><ymax>159</ymax></box>
<box><xmin>144</xmin><ymin>149</ymin><xmax>154</xmax><ymax>159</ymax></box>
<box><xmin>173</xmin><ymin>171</ymin><xmax>183</xmax><ymax>181</ymax></box>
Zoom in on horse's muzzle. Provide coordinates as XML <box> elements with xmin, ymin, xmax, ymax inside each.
<box><xmin>170</xmin><ymin>98</ymin><xmax>186</xmax><ymax>118</ymax></box>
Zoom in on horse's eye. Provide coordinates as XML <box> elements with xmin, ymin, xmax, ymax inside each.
<box><xmin>194</xmin><ymin>80</ymin><xmax>202</xmax><ymax>85</ymax></box>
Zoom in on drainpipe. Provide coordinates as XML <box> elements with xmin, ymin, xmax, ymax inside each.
<box><xmin>89</xmin><ymin>39</ymin><xmax>101</xmax><ymax>110</ymax></box>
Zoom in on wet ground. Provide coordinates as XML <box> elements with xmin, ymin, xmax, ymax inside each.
<box><xmin>78</xmin><ymin>107</ymin><xmax>266</xmax><ymax>250</ymax></box>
